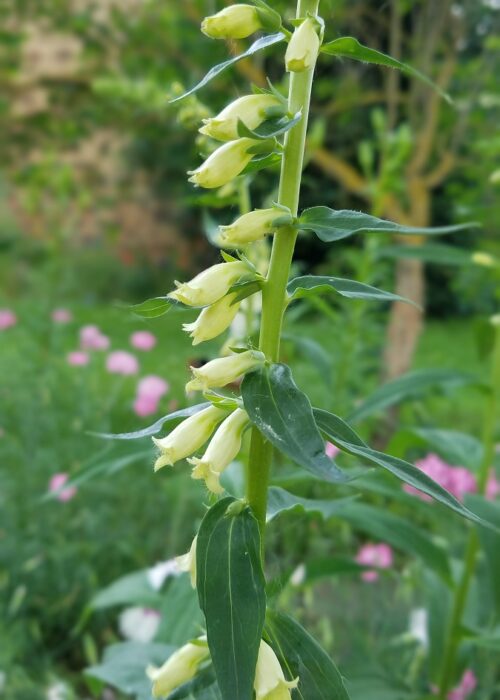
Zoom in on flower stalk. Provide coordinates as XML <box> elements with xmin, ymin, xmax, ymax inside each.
<box><xmin>246</xmin><ymin>0</ymin><xmax>321</xmax><ymax>544</ymax></box>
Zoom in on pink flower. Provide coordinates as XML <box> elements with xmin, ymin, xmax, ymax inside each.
<box><xmin>137</xmin><ymin>375</ymin><xmax>169</xmax><ymax>400</ymax></box>
<box><xmin>486</xmin><ymin>471</ymin><xmax>500</xmax><ymax>500</ymax></box>
<box><xmin>133</xmin><ymin>394</ymin><xmax>159</xmax><ymax>417</ymax></box>
<box><xmin>67</xmin><ymin>351</ymin><xmax>90</xmax><ymax>366</ymax></box>
<box><xmin>106</xmin><ymin>350</ymin><xmax>139</xmax><ymax>375</ymax></box>
<box><xmin>0</xmin><ymin>309</ymin><xmax>17</xmax><ymax>330</ymax></box>
<box><xmin>80</xmin><ymin>325</ymin><xmax>110</xmax><ymax>350</ymax></box>
<box><xmin>447</xmin><ymin>669</ymin><xmax>477</xmax><ymax>700</ymax></box>
<box><xmin>404</xmin><ymin>454</ymin><xmax>477</xmax><ymax>503</ymax></box>
<box><xmin>356</xmin><ymin>543</ymin><xmax>393</xmax><ymax>583</ymax></box>
<box><xmin>448</xmin><ymin>467</ymin><xmax>477</xmax><ymax>502</ymax></box>
<box><xmin>49</xmin><ymin>473</ymin><xmax>77</xmax><ymax>502</ymax></box>
<box><xmin>325</xmin><ymin>441</ymin><xmax>340</xmax><ymax>459</ymax></box>
<box><xmin>130</xmin><ymin>331</ymin><xmax>157</xmax><ymax>351</ymax></box>
<box><xmin>51</xmin><ymin>308</ymin><xmax>72</xmax><ymax>323</ymax></box>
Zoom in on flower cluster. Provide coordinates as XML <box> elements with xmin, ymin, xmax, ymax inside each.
<box><xmin>405</xmin><ymin>452</ymin><xmax>500</xmax><ymax>503</ymax></box>
<box><xmin>355</xmin><ymin>542</ymin><xmax>394</xmax><ymax>583</ymax></box>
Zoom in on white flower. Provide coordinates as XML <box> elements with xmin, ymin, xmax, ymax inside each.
<box><xmin>176</xmin><ymin>535</ymin><xmax>197</xmax><ymax>588</ymax></box>
<box><xmin>183</xmin><ymin>292</ymin><xmax>241</xmax><ymax>345</ymax></box>
<box><xmin>188</xmin><ymin>138</ymin><xmax>257</xmax><ymax>189</ymax></box>
<box><xmin>190</xmin><ymin>408</ymin><xmax>249</xmax><ymax>493</ymax></box>
<box><xmin>147</xmin><ymin>638</ymin><xmax>209</xmax><ymax>698</ymax></box>
<box><xmin>119</xmin><ymin>606</ymin><xmax>161</xmax><ymax>643</ymax></box>
<box><xmin>147</xmin><ymin>558</ymin><xmax>182</xmax><ymax>590</ymax></box>
<box><xmin>254</xmin><ymin>640</ymin><xmax>299</xmax><ymax>700</ymax></box>
<box><xmin>201</xmin><ymin>5</ymin><xmax>262</xmax><ymax>39</ymax></box>
<box><xmin>200</xmin><ymin>94</ymin><xmax>284</xmax><ymax>141</ymax></box>
<box><xmin>169</xmin><ymin>261</ymin><xmax>251</xmax><ymax>307</ymax></box>
<box><xmin>46</xmin><ymin>682</ymin><xmax>71</xmax><ymax>700</ymax></box>
<box><xmin>408</xmin><ymin>608</ymin><xmax>429</xmax><ymax>649</ymax></box>
<box><xmin>220</xmin><ymin>207</ymin><xmax>293</xmax><ymax>246</ymax></box>
<box><xmin>152</xmin><ymin>405</ymin><xmax>227</xmax><ymax>470</ymax></box>
<box><xmin>285</xmin><ymin>18</ymin><xmax>321</xmax><ymax>73</ymax></box>
<box><xmin>185</xmin><ymin>350</ymin><xmax>264</xmax><ymax>392</ymax></box>
<box><xmin>290</xmin><ymin>563</ymin><xmax>306</xmax><ymax>586</ymax></box>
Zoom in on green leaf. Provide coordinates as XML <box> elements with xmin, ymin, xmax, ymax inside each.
<box><xmin>321</xmin><ymin>37</ymin><xmax>451</xmax><ymax>103</ymax></box>
<box><xmin>313</xmin><ymin>409</ymin><xmax>489</xmax><ymax>527</ymax></box>
<box><xmin>130</xmin><ymin>296</ymin><xmax>170</xmax><ymax>319</ymax></box>
<box><xmin>348</xmin><ymin>369</ymin><xmax>477</xmax><ymax>423</ymax></box>
<box><xmin>167</xmin><ymin>665</ymin><xmax>222</xmax><ymax>700</ymax></box>
<box><xmin>287</xmin><ymin>275</ymin><xmax>418</xmax><ymax>307</ymax></box>
<box><xmin>91</xmin><ymin>404</ymin><xmax>211</xmax><ymax>440</ymax></box>
<box><xmin>377</xmin><ymin>243</ymin><xmax>473</xmax><ymax>266</ymax></box>
<box><xmin>282</xmin><ymin>333</ymin><xmax>333</xmax><ymax>388</ymax></box>
<box><xmin>241</xmin><ymin>364</ymin><xmax>347</xmax><ymax>484</ymax></box>
<box><xmin>171</xmin><ymin>33</ymin><xmax>286</xmax><ymax>102</ymax></box>
<box><xmin>197</xmin><ymin>497</ymin><xmax>266</xmax><ymax>700</ymax></box>
<box><xmin>156</xmin><ymin>574</ymin><xmax>205</xmax><ymax>647</ymax></box>
<box><xmin>466</xmin><ymin>495</ymin><xmax>500</xmax><ymax>614</ymax></box>
<box><xmin>236</xmin><ymin>111</ymin><xmax>302</xmax><ymax>140</ymax></box>
<box><xmin>264</xmin><ymin>610</ymin><xmax>351</xmax><ymax>699</ymax></box>
<box><xmin>266</xmin><ymin>486</ymin><xmax>357</xmax><ymax>523</ymax></box>
<box><xmin>91</xmin><ymin>570</ymin><xmax>161</xmax><ymax>610</ymax></box>
<box><xmin>85</xmin><ymin>642</ymin><xmax>174</xmax><ymax>700</ymax></box>
<box><xmin>409</xmin><ymin>428</ymin><xmax>484</xmax><ymax>470</ymax></box>
<box><xmin>240</xmin><ymin>151</ymin><xmax>282</xmax><ymax>175</ymax></box>
<box><xmin>303</xmin><ymin>557</ymin><xmax>367</xmax><ymax>583</ymax></box>
<box><xmin>298</xmin><ymin>207</ymin><xmax>477</xmax><ymax>243</ymax></box>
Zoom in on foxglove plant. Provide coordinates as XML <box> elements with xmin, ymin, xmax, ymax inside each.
<box><xmin>135</xmin><ymin>2</ymin><xmax>492</xmax><ymax>698</ymax></box>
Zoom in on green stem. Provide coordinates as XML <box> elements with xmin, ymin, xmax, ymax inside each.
<box><xmin>246</xmin><ymin>0</ymin><xmax>321</xmax><ymax>542</ymax></box>
<box><xmin>437</xmin><ymin>320</ymin><xmax>500</xmax><ymax>697</ymax></box>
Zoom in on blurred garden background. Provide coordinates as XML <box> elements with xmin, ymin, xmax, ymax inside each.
<box><xmin>1</xmin><ymin>1</ymin><xmax>500</xmax><ymax>699</ymax></box>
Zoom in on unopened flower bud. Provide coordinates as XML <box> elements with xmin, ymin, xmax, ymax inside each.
<box><xmin>201</xmin><ymin>5</ymin><xmax>262</xmax><ymax>40</ymax></box>
<box><xmin>147</xmin><ymin>637</ymin><xmax>209</xmax><ymax>698</ymax></box>
<box><xmin>152</xmin><ymin>405</ymin><xmax>226</xmax><ymax>470</ymax></box>
<box><xmin>183</xmin><ymin>292</ymin><xmax>241</xmax><ymax>345</ymax></box>
<box><xmin>472</xmin><ymin>251</ymin><xmax>496</xmax><ymax>267</ymax></box>
<box><xmin>220</xmin><ymin>206</ymin><xmax>293</xmax><ymax>246</ymax></box>
<box><xmin>190</xmin><ymin>408</ymin><xmax>249</xmax><ymax>493</ymax></box>
<box><xmin>254</xmin><ymin>640</ymin><xmax>299</xmax><ymax>700</ymax></box>
<box><xmin>188</xmin><ymin>138</ymin><xmax>257</xmax><ymax>189</ymax></box>
<box><xmin>285</xmin><ymin>18</ymin><xmax>321</xmax><ymax>73</ymax></box>
<box><xmin>169</xmin><ymin>261</ymin><xmax>251</xmax><ymax>307</ymax></box>
<box><xmin>200</xmin><ymin>94</ymin><xmax>284</xmax><ymax>142</ymax></box>
<box><xmin>176</xmin><ymin>535</ymin><xmax>197</xmax><ymax>588</ymax></box>
<box><xmin>186</xmin><ymin>350</ymin><xmax>264</xmax><ymax>392</ymax></box>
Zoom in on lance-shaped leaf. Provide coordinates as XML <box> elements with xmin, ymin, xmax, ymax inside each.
<box><xmin>321</xmin><ymin>36</ymin><xmax>451</xmax><ymax>103</ymax></box>
<box><xmin>377</xmin><ymin>242</ymin><xmax>474</xmax><ymax>266</ymax></box>
<box><xmin>167</xmin><ymin>666</ymin><xmax>222</xmax><ymax>700</ymax></box>
<box><xmin>171</xmin><ymin>33</ymin><xmax>286</xmax><ymax>102</ymax></box>
<box><xmin>287</xmin><ymin>275</ymin><xmax>418</xmax><ymax>307</ymax></box>
<box><xmin>91</xmin><ymin>404</ymin><xmax>211</xmax><ymax>440</ymax></box>
<box><xmin>313</xmin><ymin>408</ymin><xmax>491</xmax><ymax>528</ymax></box>
<box><xmin>264</xmin><ymin>610</ymin><xmax>351</xmax><ymax>699</ymax></box>
<box><xmin>130</xmin><ymin>296</ymin><xmax>170</xmax><ymax>318</ymax></box>
<box><xmin>197</xmin><ymin>497</ymin><xmax>266</xmax><ymax>700</ymax></box>
<box><xmin>236</xmin><ymin>111</ymin><xmax>302</xmax><ymax>140</ymax></box>
<box><xmin>297</xmin><ymin>207</ymin><xmax>478</xmax><ymax>243</ymax></box>
<box><xmin>348</xmin><ymin>369</ymin><xmax>477</xmax><ymax>423</ymax></box>
<box><xmin>242</xmin><ymin>364</ymin><xmax>347</xmax><ymax>483</ymax></box>
<box><xmin>266</xmin><ymin>486</ymin><xmax>357</xmax><ymax>523</ymax></box>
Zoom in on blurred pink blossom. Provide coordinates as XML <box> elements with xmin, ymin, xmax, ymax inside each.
<box><xmin>49</xmin><ymin>473</ymin><xmax>77</xmax><ymax>502</ymax></box>
<box><xmin>486</xmin><ymin>472</ymin><xmax>500</xmax><ymax>500</ymax></box>
<box><xmin>137</xmin><ymin>375</ymin><xmax>169</xmax><ymax>400</ymax></box>
<box><xmin>356</xmin><ymin>543</ymin><xmax>393</xmax><ymax>583</ymax></box>
<box><xmin>130</xmin><ymin>330</ymin><xmax>157</xmax><ymax>351</ymax></box>
<box><xmin>133</xmin><ymin>394</ymin><xmax>159</xmax><ymax>417</ymax></box>
<box><xmin>80</xmin><ymin>324</ymin><xmax>110</xmax><ymax>350</ymax></box>
<box><xmin>448</xmin><ymin>467</ymin><xmax>477</xmax><ymax>502</ymax></box>
<box><xmin>0</xmin><ymin>309</ymin><xmax>17</xmax><ymax>330</ymax></box>
<box><xmin>405</xmin><ymin>453</ymin><xmax>478</xmax><ymax>503</ymax></box>
<box><xmin>325</xmin><ymin>441</ymin><xmax>340</xmax><ymax>459</ymax></box>
<box><xmin>447</xmin><ymin>669</ymin><xmax>477</xmax><ymax>700</ymax></box>
<box><xmin>51</xmin><ymin>308</ymin><xmax>72</xmax><ymax>323</ymax></box>
<box><xmin>106</xmin><ymin>350</ymin><xmax>139</xmax><ymax>375</ymax></box>
<box><xmin>67</xmin><ymin>351</ymin><xmax>89</xmax><ymax>366</ymax></box>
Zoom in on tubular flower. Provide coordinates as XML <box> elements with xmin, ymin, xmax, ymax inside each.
<box><xmin>183</xmin><ymin>292</ymin><xmax>241</xmax><ymax>346</ymax></box>
<box><xmin>186</xmin><ymin>350</ymin><xmax>265</xmax><ymax>392</ymax></box>
<box><xmin>201</xmin><ymin>4</ymin><xmax>262</xmax><ymax>40</ymax></box>
<box><xmin>169</xmin><ymin>261</ymin><xmax>251</xmax><ymax>307</ymax></box>
<box><xmin>200</xmin><ymin>94</ymin><xmax>284</xmax><ymax>141</ymax></box>
<box><xmin>190</xmin><ymin>408</ymin><xmax>249</xmax><ymax>493</ymax></box>
<box><xmin>147</xmin><ymin>637</ymin><xmax>209</xmax><ymax>698</ymax></box>
<box><xmin>220</xmin><ymin>207</ymin><xmax>293</xmax><ymax>246</ymax></box>
<box><xmin>188</xmin><ymin>138</ymin><xmax>257</xmax><ymax>189</ymax></box>
<box><xmin>285</xmin><ymin>18</ymin><xmax>321</xmax><ymax>73</ymax></box>
<box><xmin>152</xmin><ymin>405</ymin><xmax>227</xmax><ymax>470</ymax></box>
<box><xmin>254</xmin><ymin>640</ymin><xmax>299</xmax><ymax>700</ymax></box>
<box><xmin>176</xmin><ymin>535</ymin><xmax>197</xmax><ymax>588</ymax></box>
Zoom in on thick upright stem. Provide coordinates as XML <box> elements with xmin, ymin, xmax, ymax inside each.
<box><xmin>437</xmin><ymin>320</ymin><xmax>500</xmax><ymax>697</ymax></box>
<box><xmin>246</xmin><ymin>0</ymin><xmax>320</xmax><ymax>541</ymax></box>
